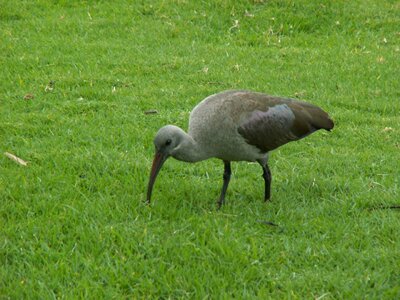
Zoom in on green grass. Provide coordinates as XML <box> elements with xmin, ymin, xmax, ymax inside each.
<box><xmin>1</xmin><ymin>0</ymin><xmax>399</xmax><ymax>298</ymax></box>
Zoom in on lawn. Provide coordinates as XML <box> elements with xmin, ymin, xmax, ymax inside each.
<box><xmin>1</xmin><ymin>0</ymin><xmax>399</xmax><ymax>298</ymax></box>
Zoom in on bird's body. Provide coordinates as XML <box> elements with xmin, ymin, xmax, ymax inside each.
<box><xmin>147</xmin><ymin>90</ymin><xmax>334</xmax><ymax>207</ymax></box>
<box><xmin>188</xmin><ymin>90</ymin><xmax>266</xmax><ymax>162</ymax></box>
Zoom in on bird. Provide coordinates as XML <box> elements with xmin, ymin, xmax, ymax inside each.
<box><xmin>147</xmin><ymin>90</ymin><xmax>334</xmax><ymax>208</ymax></box>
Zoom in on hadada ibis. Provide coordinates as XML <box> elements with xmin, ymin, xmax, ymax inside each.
<box><xmin>147</xmin><ymin>90</ymin><xmax>334</xmax><ymax>208</ymax></box>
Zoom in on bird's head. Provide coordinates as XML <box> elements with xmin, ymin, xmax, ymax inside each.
<box><xmin>146</xmin><ymin>125</ymin><xmax>186</xmax><ymax>203</ymax></box>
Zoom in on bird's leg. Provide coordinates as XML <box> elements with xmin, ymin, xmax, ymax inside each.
<box><xmin>217</xmin><ymin>161</ymin><xmax>231</xmax><ymax>209</ymax></box>
<box><xmin>260</xmin><ymin>163</ymin><xmax>272</xmax><ymax>202</ymax></box>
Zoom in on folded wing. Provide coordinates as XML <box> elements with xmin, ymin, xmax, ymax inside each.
<box><xmin>238</xmin><ymin>101</ymin><xmax>334</xmax><ymax>153</ymax></box>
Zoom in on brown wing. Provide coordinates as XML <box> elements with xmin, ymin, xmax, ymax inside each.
<box><xmin>238</xmin><ymin>99</ymin><xmax>334</xmax><ymax>153</ymax></box>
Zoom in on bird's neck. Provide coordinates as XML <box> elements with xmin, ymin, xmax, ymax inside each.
<box><xmin>172</xmin><ymin>133</ymin><xmax>210</xmax><ymax>163</ymax></box>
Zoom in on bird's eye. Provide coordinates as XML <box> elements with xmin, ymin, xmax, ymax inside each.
<box><xmin>165</xmin><ymin>139</ymin><xmax>172</xmax><ymax>146</ymax></box>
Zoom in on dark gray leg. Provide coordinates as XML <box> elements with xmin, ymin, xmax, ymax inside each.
<box><xmin>217</xmin><ymin>161</ymin><xmax>231</xmax><ymax>209</ymax></box>
<box><xmin>260</xmin><ymin>163</ymin><xmax>272</xmax><ymax>201</ymax></box>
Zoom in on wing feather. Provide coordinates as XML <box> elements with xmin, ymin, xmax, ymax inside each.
<box><xmin>238</xmin><ymin>100</ymin><xmax>334</xmax><ymax>153</ymax></box>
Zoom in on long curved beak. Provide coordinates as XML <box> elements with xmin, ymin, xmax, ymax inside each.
<box><xmin>146</xmin><ymin>150</ymin><xmax>168</xmax><ymax>204</ymax></box>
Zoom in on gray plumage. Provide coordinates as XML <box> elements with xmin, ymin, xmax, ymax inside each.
<box><xmin>147</xmin><ymin>90</ymin><xmax>334</xmax><ymax>207</ymax></box>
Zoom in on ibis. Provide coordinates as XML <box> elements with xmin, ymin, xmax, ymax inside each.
<box><xmin>147</xmin><ymin>90</ymin><xmax>334</xmax><ymax>207</ymax></box>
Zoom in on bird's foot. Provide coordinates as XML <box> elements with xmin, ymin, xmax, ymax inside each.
<box><xmin>216</xmin><ymin>198</ymin><xmax>225</xmax><ymax>210</ymax></box>
<box><xmin>257</xmin><ymin>220</ymin><xmax>278</xmax><ymax>227</ymax></box>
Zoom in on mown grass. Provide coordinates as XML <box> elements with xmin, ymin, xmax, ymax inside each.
<box><xmin>1</xmin><ymin>0</ymin><xmax>399</xmax><ymax>298</ymax></box>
